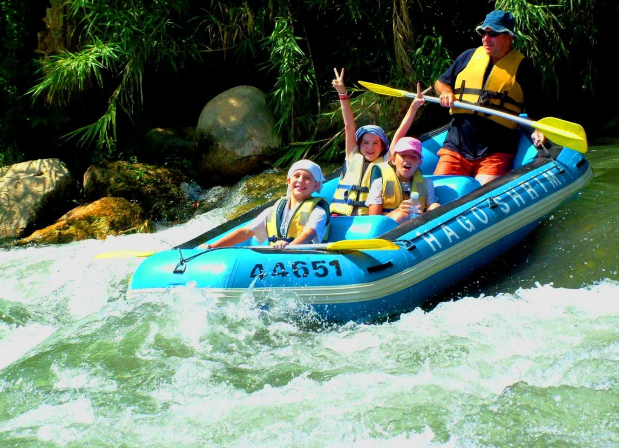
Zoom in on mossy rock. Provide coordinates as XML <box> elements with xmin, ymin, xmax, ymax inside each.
<box><xmin>83</xmin><ymin>161</ymin><xmax>202</xmax><ymax>223</ymax></box>
<box><xmin>17</xmin><ymin>197</ymin><xmax>152</xmax><ymax>245</ymax></box>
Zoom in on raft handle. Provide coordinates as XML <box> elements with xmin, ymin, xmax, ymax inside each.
<box><xmin>367</xmin><ymin>261</ymin><xmax>394</xmax><ymax>273</ymax></box>
<box><xmin>395</xmin><ymin>239</ymin><xmax>417</xmax><ymax>251</ymax></box>
<box><xmin>173</xmin><ymin>261</ymin><xmax>186</xmax><ymax>274</ymax></box>
<box><xmin>576</xmin><ymin>158</ymin><xmax>586</xmax><ymax>169</ymax></box>
<box><xmin>173</xmin><ymin>248</ymin><xmax>187</xmax><ymax>274</ymax></box>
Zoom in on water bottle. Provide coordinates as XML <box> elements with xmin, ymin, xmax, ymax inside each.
<box><xmin>408</xmin><ymin>191</ymin><xmax>421</xmax><ymax>219</ymax></box>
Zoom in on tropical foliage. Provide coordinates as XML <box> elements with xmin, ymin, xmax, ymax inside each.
<box><xmin>0</xmin><ymin>0</ymin><xmax>29</xmax><ymax>166</ymax></box>
<box><xmin>497</xmin><ymin>0</ymin><xmax>598</xmax><ymax>93</ymax></box>
<box><xmin>28</xmin><ymin>0</ymin><xmax>205</xmax><ymax>157</ymax></box>
<box><xmin>1</xmin><ymin>0</ymin><xmax>616</xmax><ymax>170</ymax></box>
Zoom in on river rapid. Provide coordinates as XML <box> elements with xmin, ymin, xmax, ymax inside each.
<box><xmin>1</xmin><ymin>138</ymin><xmax>619</xmax><ymax>447</ymax></box>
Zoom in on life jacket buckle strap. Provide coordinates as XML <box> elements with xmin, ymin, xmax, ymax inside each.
<box><xmin>338</xmin><ymin>184</ymin><xmax>369</xmax><ymax>193</ymax></box>
<box><xmin>331</xmin><ymin>198</ymin><xmax>366</xmax><ymax>207</ymax></box>
<box><xmin>268</xmin><ymin>236</ymin><xmax>294</xmax><ymax>244</ymax></box>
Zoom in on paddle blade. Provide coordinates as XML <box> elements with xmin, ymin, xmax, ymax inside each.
<box><xmin>537</xmin><ymin>117</ymin><xmax>588</xmax><ymax>153</ymax></box>
<box><xmin>95</xmin><ymin>250</ymin><xmax>156</xmax><ymax>259</ymax></box>
<box><xmin>326</xmin><ymin>239</ymin><xmax>400</xmax><ymax>251</ymax></box>
<box><xmin>358</xmin><ymin>81</ymin><xmax>410</xmax><ymax>98</ymax></box>
<box><xmin>291</xmin><ymin>238</ymin><xmax>401</xmax><ymax>251</ymax></box>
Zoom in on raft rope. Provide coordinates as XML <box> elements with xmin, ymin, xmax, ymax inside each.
<box><xmin>172</xmin><ymin>246</ymin><xmax>258</xmax><ymax>273</ymax></box>
<box><xmin>519</xmin><ymin>124</ymin><xmax>565</xmax><ymax>174</ymax></box>
<box><xmin>173</xmin><ymin>248</ymin><xmax>217</xmax><ymax>274</ymax></box>
<box><xmin>540</xmin><ymin>142</ymin><xmax>565</xmax><ymax>174</ymax></box>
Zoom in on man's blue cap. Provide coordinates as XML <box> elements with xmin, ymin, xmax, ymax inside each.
<box><xmin>355</xmin><ymin>125</ymin><xmax>389</xmax><ymax>152</ymax></box>
<box><xmin>476</xmin><ymin>10</ymin><xmax>515</xmax><ymax>37</ymax></box>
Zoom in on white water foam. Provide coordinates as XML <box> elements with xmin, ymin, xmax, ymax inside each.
<box><xmin>2</xmin><ymin>223</ymin><xmax>619</xmax><ymax>447</ymax></box>
<box><xmin>0</xmin><ymin>322</ymin><xmax>56</xmax><ymax>370</ymax></box>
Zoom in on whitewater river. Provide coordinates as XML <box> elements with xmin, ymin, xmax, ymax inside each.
<box><xmin>2</xmin><ymin>138</ymin><xmax>619</xmax><ymax>447</ymax></box>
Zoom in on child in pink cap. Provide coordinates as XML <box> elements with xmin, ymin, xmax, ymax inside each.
<box><xmin>365</xmin><ymin>137</ymin><xmax>440</xmax><ymax>224</ymax></box>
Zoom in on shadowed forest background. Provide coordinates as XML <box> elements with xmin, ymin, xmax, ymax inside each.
<box><xmin>2</xmin><ymin>0</ymin><xmax>618</xmax><ymax>179</ymax></box>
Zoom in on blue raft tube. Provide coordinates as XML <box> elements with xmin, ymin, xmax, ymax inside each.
<box><xmin>128</xmin><ymin>124</ymin><xmax>592</xmax><ymax>323</ymax></box>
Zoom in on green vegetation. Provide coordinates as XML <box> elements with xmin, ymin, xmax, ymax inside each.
<box><xmin>28</xmin><ymin>0</ymin><xmax>204</xmax><ymax>155</ymax></box>
<box><xmin>498</xmin><ymin>0</ymin><xmax>597</xmax><ymax>91</ymax></box>
<box><xmin>0</xmin><ymin>0</ymin><xmax>28</xmax><ymax>166</ymax></box>
<box><xmin>1</xmin><ymin>0</ymin><xmax>616</xmax><ymax>171</ymax></box>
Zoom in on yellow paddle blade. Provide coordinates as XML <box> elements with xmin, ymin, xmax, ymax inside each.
<box><xmin>325</xmin><ymin>239</ymin><xmax>401</xmax><ymax>251</ymax></box>
<box><xmin>536</xmin><ymin>117</ymin><xmax>588</xmax><ymax>153</ymax></box>
<box><xmin>95</xmin><ymin>250</ymin><xmax>156</xmax><ymax>259</ymax></box>
<box><xmin>293</xmin><ymin>239</ymin><xmax>401</xmax><ymax>251</ymax></box>
<box><xmin>358</xmin><ymin>81</ymin><xmax>409</xmax><ymax>98</ymax></box>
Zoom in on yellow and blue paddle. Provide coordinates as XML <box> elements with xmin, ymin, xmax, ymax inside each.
<box><xmin>94</xmin><ymin>238</ymin><xmax>401</xmax><ymax>258</ymax></box>
<box><xmin>358</xmin><ymin>81</ymin><xmax>588</xmax><ymax>153</ymax></box>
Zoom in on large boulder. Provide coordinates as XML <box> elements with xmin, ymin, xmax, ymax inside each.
<box><xmin>83</xmin><ymin>161</ymin><xmax>204</xmax><ymax>223</ymax></box>
<box><xmin>17</xmin><ymin>197</ymin><xmax>151</xmax><ymax>245</ymax></box>
<box><xmin>195</xmin><ymin>86</ymin><xmax>281</xmax><ymax>184</ymax></box>
<box><xmin>0</xmin><ymin>159</ymin><xmax>74</xmax><ymax>241</ymax></box>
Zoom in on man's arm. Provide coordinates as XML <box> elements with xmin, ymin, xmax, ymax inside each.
<box><xmin>435</xmin><ymin>79</ymin><xmax>455</xmax><ymax>108</ymax></box>
<box><xmin>434</xmin><ymin>49</ymin><xmax>475</xmax><ymax>108</ymax></box>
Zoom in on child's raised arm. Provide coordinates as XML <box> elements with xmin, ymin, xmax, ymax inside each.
<box><xmin>333</xmin><ymin>68</ymin><xmax>357</xmax><ymax>159</ymax></box>
<box><xmin>390</xmin><ymin>83</ymin><xmax>427</xmax><ymax>157</ymax></box>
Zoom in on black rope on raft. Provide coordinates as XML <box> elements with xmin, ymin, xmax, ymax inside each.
<box><xmin>171</xmin><ymin>246</ymin><xmax>241</xmax><ymax>274</ymax></box>
<box><xmin>173</xmin><ymin>248</ymin><xmax>187</xmax><ymax>274</ymax></box>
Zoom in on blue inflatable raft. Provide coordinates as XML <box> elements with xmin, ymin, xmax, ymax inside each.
<box><xmin>127</xmin><ymin>124</ymin><xmax>592</xmax><ymax>322</ymax></box>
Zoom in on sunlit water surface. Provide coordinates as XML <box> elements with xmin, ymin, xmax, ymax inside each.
<box><xmin>1</xmin><ymin>138</ymin><xmax>619</xmax><ymax>447</ymax></box>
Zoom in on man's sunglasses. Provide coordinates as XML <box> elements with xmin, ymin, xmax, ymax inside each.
<box><xmin>478</xmin><ymin>30</ymin><xmax>503</xmax><ymax>38</ymax></box>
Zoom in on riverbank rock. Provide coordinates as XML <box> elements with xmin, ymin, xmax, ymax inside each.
<box><xmin>195</xmin><ymin>86</ymin><xmax>281</xmax><ymax>185</ymax></box>
<box><xmin>141</xmin><ymin>127</ymin><xmax>196</xmax><ymax>168</ymax></box>
<box><xmin>192</xmin><ymin>185</ymin><xmax>228</xmax><ymax>216</ymax></box>
<box><xmin>0</xmin><ymin>158</ymin><xmax>74</xmax><ymax>241</ymax></box>
<box><xmin>83</xmin><ymin>161</ymin><xmax>203</xmax><ymax>223</ymax></box>
<box><xmin>17</xmin><ymin>197</ymin><xmax>151</xmax><ymax>245</ymax></box>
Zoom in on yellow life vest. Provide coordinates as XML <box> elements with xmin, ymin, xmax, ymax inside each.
<box><xmin>329</xmin><ymin>152</ymin><xmax>376</xmax><ymax>216</ymax></box>
<box><xmin>451</xmin><ymin>47</ymin><xmax>525</xmax><ymax>129</ymax></box>
<box><xmin>370</xmin><ymin>162</ymin><xmax>427</xmax><ymax>213</ymax></box>
<box><xmin>265</xmin><ymin>197</ymin><xmax>330</xmax><ymax>243</ymax></box>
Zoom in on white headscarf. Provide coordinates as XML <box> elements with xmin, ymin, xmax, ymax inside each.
<box><xmin>287</xmin><ymin>159</ymin><xmax>325</xmax><ymax>194</ymax></box>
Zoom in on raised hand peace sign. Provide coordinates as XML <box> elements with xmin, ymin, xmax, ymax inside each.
<box><xmin>332</xmin><ymin>68</ymin><xmax>346</xmax><ymax>94</ymax></box>
<box><xmin>412</xmin><ymin>82</ymin><xmax>426</xmax><ymax>110</ymax></box>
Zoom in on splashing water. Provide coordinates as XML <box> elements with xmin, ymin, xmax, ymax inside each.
<box><xmin>1</xmin><ymin>140</ymin><xmax>619</xmax><ymax>447</ymax></box>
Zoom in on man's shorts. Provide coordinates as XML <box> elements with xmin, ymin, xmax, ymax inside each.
<box><xmin>433</xmin><ymin>148</ymin><xmax>514</xmax><ymax>177</ymax></box>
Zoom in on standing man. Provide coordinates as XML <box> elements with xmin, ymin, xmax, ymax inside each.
<box><xmin>434</xmin><ymin>10</ymin><xmax>547</xmax><ymax>185</ymax></box>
